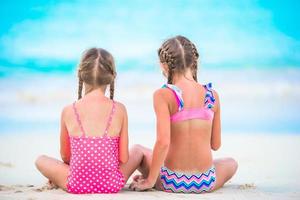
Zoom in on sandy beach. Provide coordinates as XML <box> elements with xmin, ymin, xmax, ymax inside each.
<box><xmin>0</xmin><ymin>132</ymin><xmax>299</xmax><ymax>200</ymax></box>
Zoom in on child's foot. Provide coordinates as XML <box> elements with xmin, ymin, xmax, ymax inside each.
<box><xmin>47</xmin><ymin>180</ymin><xmax>58</xmax><ymax>189</ymax></box>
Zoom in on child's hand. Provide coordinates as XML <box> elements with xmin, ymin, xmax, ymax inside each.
<box><xmin>132</xmin><ymin>174</ymin><xmax>144</xmax><ymax>182</ymax></box>
<box><xmin>129</xmin><ymin>177</ymin><xmax>154</xmax><ymax>191</ymax></box>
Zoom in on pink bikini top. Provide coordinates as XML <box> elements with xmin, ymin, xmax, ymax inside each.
<box><xmin>162</xmin><ymin>83</ymin><xmax>216</xmax><ymax>122</ymax></box>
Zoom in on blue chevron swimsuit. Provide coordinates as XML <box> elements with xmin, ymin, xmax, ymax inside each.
<box><xmin>160</xmin><ymin>166</ymin><xmax>216</xmax><ymax>193</ymax></box>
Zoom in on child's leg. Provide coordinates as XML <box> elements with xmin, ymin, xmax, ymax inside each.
<box><xmin>212</xmin><ymin>157</ymin><xmax>238</xmax><ymax>191</ymax></box>
<box><xmin>35</xmin><ymin>155</ymin><xmax>69</xmax><ymax>191</ymax></box>
<box><xmin>120</xmin><ymin>144</ymin><xmax>152</xmax><ymax>182</ymax></box>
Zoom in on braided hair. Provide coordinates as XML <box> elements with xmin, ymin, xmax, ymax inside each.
<box><xmin>158</xmin><ymin>35</ymin><xmax>199</xmax><ymax>83</ymax></box>
<box><xmin>77</xmin><ymin>77</ymin><xmax>83</xmax><ymax>100</ymax></box>
<box><xmin>190</xmin><ymin>42</ymin><xmax>199</xmax><ymax>82</ymax></box>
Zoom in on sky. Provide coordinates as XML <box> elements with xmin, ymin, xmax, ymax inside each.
<box><xmin>0</xmin><ymin>0</ymin><xmax>299</xmax><ymax>75</ymax></box>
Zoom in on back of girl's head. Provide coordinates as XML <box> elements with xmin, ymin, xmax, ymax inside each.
<box><xmin>158</xmin><ymin>35</ymin><xmax>199</xmax><ymax>84</ymax></box>
<box><xmin>77</xmin><ymin>48</ymin><xmax>116</xmax><ymax>100</ymax></box>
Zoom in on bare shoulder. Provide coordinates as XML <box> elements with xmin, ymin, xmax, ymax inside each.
<box><xmin>211</xmin><ymin>89</ymin><xmax>220</xmax><ymax>111</ymax></box>
<box><xmin>153</xmin><ymin>88</ymin><xmax>172</xmax><ymax>101</ymax></box>
<box><xmin>61</xmin><ymin>103</ymin><xmax>74</xmax><ymax>120</ymax></box>
<box><xmin>212</xmin><ymin>89</ymin><xmax>219</xmax><ymax>100</ymax></box>
<box><xmin>114</xmin><ymin>101</ymin><xmax>127</xmax><ymax>115</ymax></box>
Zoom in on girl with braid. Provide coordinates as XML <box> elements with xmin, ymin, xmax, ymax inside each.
<box><xmin>35</xmin><ymin>48</ymin><xmax>148</xmax><ymax>194</ymax></box>
<box><xmin>130</xmin><ymin>36</ymin><xmax>238</xmax><ymax>193</ymax></box>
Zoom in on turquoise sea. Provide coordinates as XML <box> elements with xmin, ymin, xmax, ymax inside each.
<box><xmin>0</xmin><ymin>66</ymin><xmax>299</xmax><ymax>137</ymax></box>
<box><xmin>0</xmin><ymin>0</ymin><xmax>299</xmax><ymax>136</ymax></box>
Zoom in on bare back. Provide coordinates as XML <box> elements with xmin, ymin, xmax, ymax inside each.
<box><xmin>162</xmin><ymin>82</ymin><xmax>220</xmax><ymax>173</ymax></box>
<box><xmin>63</xmin><ymin>94</ymin><xmax>124</xmax><ymax>138</ymax></box>
<box><xmin>60</xmin><ymin>89</ymin><xmax>129</xmax><ymax>165</ymax></box>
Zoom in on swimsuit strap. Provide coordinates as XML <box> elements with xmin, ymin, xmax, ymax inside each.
<box><xmin>104</xmin><ymin>100</ymin><xmax>116</xmax><ymax>136</ymax></box>
<box><xmin>203</xmin><ymin>83</ymin><xmax>215</xmax><ymax>109</ymax></box>
<box><xmin>72</xmin><ymin>102</ymin><xmax>86</xmax><ymax>136</ymax></box>
<box><xmin>162</xmin><ymin>84</ymin><xmax>184</xmax><ymax>111</ymax></box>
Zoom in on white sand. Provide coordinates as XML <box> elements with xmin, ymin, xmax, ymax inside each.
<box><xmin>0</xmin><ymin>132</ymin><xmax>299</xmax><ymax>200</ymax></box>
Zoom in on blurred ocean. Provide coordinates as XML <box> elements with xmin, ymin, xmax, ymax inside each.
<box><xmin>0</xmin><ymin>65</ymin><xmax>299</xmax><ymax>137</ymax></box>
<box><xmin>0</xmin><ymin>0</ymin><xmax>300</xmax><ymax>138</ymax></box>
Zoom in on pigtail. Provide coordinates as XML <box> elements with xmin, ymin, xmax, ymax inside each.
<box><xmin>166</xmin><ymin>50</ymin><xmax>175</xmax><ymax>84</ymax></box>
<box><xmin>110</xmin><ymin>81</ymin><xmax>114</xmax><ymax>100</ymax></box>
<box><xmin>159</xmin><ymin>46</ymin><xmax>175</xmax><ymax>84</ymax></box>
<box><xmin>167</xmin><ymin>68</ymin><xmax>173</xmax><ymax>84</ymax></box>
<box><xmin>190</xmin><ymin>42</ymin><xmax>199</xmax><ymax>82</ymax></box>
<box><xmin>78</xmin><ymin>78</ymin><xmax>83</xmax><ymax>100</ymax></box>
<box><xmin>192</xmin><ymin>70</ymin><xmax>198</xmax><ymax>82</ymax></box>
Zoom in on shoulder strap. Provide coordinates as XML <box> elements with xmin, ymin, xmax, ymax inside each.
<box><xmin>203</xmin><ymin>83</ymin><xmax>215</xmax><ymax>109</ymax></box>
<box><xmin>162</xmin><ymin>84</ymin><xmax>184</xmax><ymax>111</ymax></box>
<box><xmin>72</xmin><ymin>102</ymin><xmax>86</xmax><ymax>136</ymax></box>
<box><xmin>104</xmin><ymin>100</ymin><xmax>116</xmax><ymax>136</ymax></box>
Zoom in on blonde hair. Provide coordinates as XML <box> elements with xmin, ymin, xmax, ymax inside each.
<box><xmin>158</xmin><ymin>35</ymin><xmax>199</xmax><ymax>84</ymax></box>
<box><xmin>77</xmin><ymin>48</ymin><xmax>116</xmax><ymax>99</ymax></box>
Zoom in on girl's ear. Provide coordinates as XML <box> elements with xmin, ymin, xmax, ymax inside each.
<box><xmin>160</xmin><ymin>62</ymin><xmax>168</xmax><ymax>77</ymax></box>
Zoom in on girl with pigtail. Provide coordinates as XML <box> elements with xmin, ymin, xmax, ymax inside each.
<box><xmin>35</xmin><ymin>48</ymin><xmax>150</xmax><ymax>194</ymax></box>
<box><xmin>130</xmin><ymin>36</ymin><xmax>238</xmax><ymax>193</ymax></box>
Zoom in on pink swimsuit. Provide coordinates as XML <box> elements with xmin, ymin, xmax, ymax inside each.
<box><xmin>67</xmin><ymin>100</ymin><xmax>125</xmax><ymax>194</ymax></box>
<box><xmin>163</xmin><ymin>83</ymin><xmax>215</xmax><ymax>122</ymax></box>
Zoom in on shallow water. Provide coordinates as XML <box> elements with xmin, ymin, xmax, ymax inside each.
<box><xmin>0</xmin><ymin>68</ymin><xmax>300</xmax><ymax>195</ymax></box>
<box><xmin>0</xmin><ymin>68</ymin><xmax>299</xmax><ymax>136</ymax></box>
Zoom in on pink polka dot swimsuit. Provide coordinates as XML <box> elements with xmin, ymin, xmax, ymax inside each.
<box><xmin>67</xmin><ymin>100</ymin><xmax>125</xmax><ymax>194</ymax></box>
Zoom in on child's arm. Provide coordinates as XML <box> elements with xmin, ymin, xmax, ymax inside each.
<box><xmin>60</xmin><ymin>108</ymin><xmax>71</xmax><ymax>164</ymax></box>
<box><xmin>119</xmin><ymin>104</ymin><xmax>129</xmax><ymax>163</ymax></box>
<box><xmin>146</xmin><ymin>89</ymin><xmax>171</xmax><ymax>186</ymax></box>
<box><xmin>211</xmin><ymin>91</ymin><xmax>221</xmax><ymax>151</ymax></box>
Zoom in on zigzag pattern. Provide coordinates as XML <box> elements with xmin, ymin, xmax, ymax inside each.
<box><xmin>160</xmin><ymin>167</ymin><xmax>216</xmax><ymax>193</ymax></box>
<box><xmin>203</xmin><ymin>83</ymin><xmax>215</xmax><ymax>109</ymax></box>
<box><xmin>162</xmin><ymin>84</ymin><xmax>184</xmax><ymax>111</ymax></box>
<box><xmin>162</xmin><ymin>83</ymin><xmax>215</xmax><ymax>110</ymax></box>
